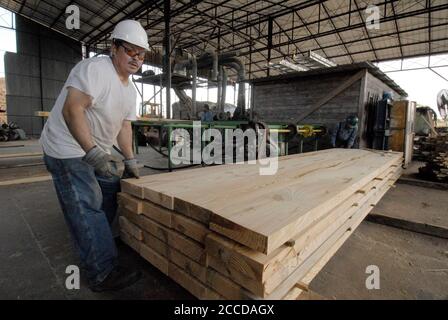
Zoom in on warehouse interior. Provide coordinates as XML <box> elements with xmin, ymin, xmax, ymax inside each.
<box><xmin>0</xmin><ymin>0</ymin><xmax>447</xmax><ymax>300</ymax></box>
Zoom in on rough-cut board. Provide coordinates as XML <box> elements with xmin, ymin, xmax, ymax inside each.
<box><xmin>141</xmin><ymin>199</ymin><xmax>172</xmax><ymax>228</ymax></box>
<box><xmin>140</xmin><ymin>242</ymin><xmax>169</xmax><ymax>275</ymax></box>
<box><xmin>122</xmin><ymin>149</ymin><xmax>402</xmax><ymax>255</ymax></box>
<box><xmin>134</xmin><ymin>210</ymin><xmax>207</xmax><ymax>265</ymax></box>
<box><xmin>117</xmin><ymin>192</ymin><xmax>143</xmax><ymax>214</ymax></box>
<box><xmin>172</xmin><ymin>213</ymin><xmax>210</xmax><ymax>244</ymax></box>
<box><xmin>203</xmin><ymin>166</ymin><xmax>402</xmax><ymax>285</ymax></box>
<box><xmin>263</xmin><ymin>175</ymin><xmax>397</xmax><ymax>300</ymax></box>
<box><xmin>120</xmin><ymin>231</ymin><xmax>141</xmax><ymax>254</ymax></box>
<box><xmin>119</xmin><ymin>216</ymin><xmax>143</xmax><ymax>241</ymax></box>
<box><xmin>205</xmin><ymin>170</ymin><xmax>400</xmax><ymax>297</ymax></box>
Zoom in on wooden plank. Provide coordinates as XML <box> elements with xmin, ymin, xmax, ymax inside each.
<box><xmin>262</xmin><ymin>171</ymin><xmax>402</xmax><ymax>295</ymax></box>
<box><xmin>168</xmin><ymin>262</ymin><xmax>225</xmax><ymax>300</ymax></box>
<box><xmin>208</xmin><ymin>151</ymin><xmax>402</xmax><ymax>254</ymax></box>
<box><xmin>205</xmin><ymin>268</ymin><xmax>253</xmax><ymax>300</ymax></box>
<box><xmin>141</xmin><ymin>200</ymin><xmax>172</xmax><ymax>228</ymax></box>
<box><xmin>397</xmin><ymin>176</ymin><xmax>448</xmax><ymax>191</ymax></box>
<box><xmin>121</xmin><ymin>178</ymin><xmax>146</xmax><ymax>199</ymax></box>
<box><xmin>120</xmin><ymin>231</ymin><xmax>141</xmax><ymax>254</ymax></box>
<box><xmin>173</xmin><ymin>198</ymin><xmax>211</xmax><ymax>225</ymax></box>
<box><xmin>205</xmin><ymin>169</ymin><xmax>400</xmax><ymax>298</ymax></box>
<box><xmin>117</xmin><ymin>192</ymin><xmax>143</xmax><ymax>214</ymax></box>
<box><xmin>130</xmin><ymin>149</ymin><xmax>401</xmax><ymax>254</ymax></box>
<box><xmin>129</xmin><ymin>149</ymin><xmax>401</xmax><ymax>254</ymax></box>
<box><xmin>168</xmin><ymin>262</ymin><xmax>208</xmax><ymax>299</ymax></box>
<box><xmin>119</xmin><ymin>216</ymin><xmax>143</xmax><ymax>241</ymax></box>
<box><xmin>208</xmin><ymin>170</ymin><xmax>398</xmax><ymax>297</ymax></box>
<box><xmin>172</xmin><ymin>213</ymin><xmax>210</xmax><ymax>244</ymax></box>
<box><xmin>138</xmin><ymin>214</ymin><xmax>170</xmax><ymax>243</ymax></box>
<box><xmin>168</xmin><ymin>230</ymin><xmax>207</xmax><ymax>266</ymax></box>
<box><xmin>118</xmin><ymin>206</ymin><xmax>141</xmax><ymax>226</ymax></box>
<box><xmin>264</xmin><ymin>176</ymin><xmax>396</xmax><ymax>300</ymax></box>
<box><xmin>282</xmin><ymin>285</ymin><xmax>304</xmax><ymax>300</ymax></box>
<box><xmin>366</xmin><ymin>213</ymin><xmax>448</xmax><ymax>239</ymax></box>
<box><xmin>0</xmin><ymin>175</ymin><xmax>52</xmax><ymax>186</ymax></box>
<box><xmin>140</xmin><ymin>243</ymin><xmax>169</xmax><ymax>275</ymax></box>
<box><xmin>207</xmin><ymin>254</ymin><xmax>263</xmax><ymax>296</ymax></box>
<box><xmin>136</xmin><ymin>211</ymin><xmax>207</xmax><ymax>265</ymax></box>
<box><xmin>169</xmin><ymin>248</ymin><xmax>207</xmax><ymax>284</ymax></box>
<box><xmin>299</xmin><ymin>177</ymin><xmax>401</xmax><ymax>290</ymax></box>
<box><xmin>143</xmin><ymin>231</ymin><xmax>170</xmax><ymax>258</ymax></box>
<box><xmin>128</xmin><ymin>149</ymin><xmax>350</xmax><ymax>212</ymax></box>
<box><xmin>0</xmin><ymin>152</ymin><xmax>43</xmax><ymax>159</ymax></box>
<box><xmin>204</xmin><ymin>165</ymin><xmax>401</xmax><ymax>286</ymax></box>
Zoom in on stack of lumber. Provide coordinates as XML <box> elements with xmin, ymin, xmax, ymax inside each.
<box><xmin>418</xmin><ymin>133</ymin><xmax>448</xmax><ymax>182</ymax></box>
<box><xmin>118</xmin><ymin>149</ymin><xmax>403</xmax><ymax>300</ymax></box>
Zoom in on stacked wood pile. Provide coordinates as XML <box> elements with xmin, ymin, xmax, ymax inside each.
<box><xmin>413</xmin><ymin>135</ymin><xmax>434</xmax><ymax>161</ymax></box>
<box><xmin>418</xmin><ymin>133</ymin><xmax>448</xmax><ymax>182</ymax></box>
<box><xmin>0</xmin><ymin>78</ymin><xmax>6</xmax><ymax>124</ymax></box>
<box><xmin>118</xmin><ymin>149</ymin><xmax>403</xmax><ymax>300</ymax></box>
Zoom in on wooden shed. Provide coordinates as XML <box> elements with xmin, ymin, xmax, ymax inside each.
<box><xmin>249</xmin><ymin>62</ymin><xmax>407</xmax><ymax>148</ymax></box>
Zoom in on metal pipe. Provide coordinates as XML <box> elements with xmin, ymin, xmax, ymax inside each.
<box><xmin>221</xmin><ymin>66</ymin><xmax>227</xmax><ymax>112</ymax></box>
<box><xmin>221</xmin><ymin>59</ymin><xmax>246</xmax><ymax>111</ymax></box>
<box><xmin>192</xmin><ymin>55</ymin><xmax>197</xmax><ymax>117</ymax></box>
<box><xmin>164</xmin><ymin>0</ymin><xmax>171</xmax><ymax>119</ymax></box>
<box><xmin>212</xmin><ymin>51</ymin><xmax>218</xmax><ymax>81</ymax></box>
<box><xmin>217</xmin><ymin>67</ymin><xmax>222</xmax><ymax>112</ymax></box>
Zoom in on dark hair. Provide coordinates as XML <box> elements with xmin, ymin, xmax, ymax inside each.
<box><xmin>112</xmin><ymin>39</ymin><xmax>124</xmax><ymax>47</ymax></box>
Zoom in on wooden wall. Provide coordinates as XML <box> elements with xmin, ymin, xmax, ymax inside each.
<box><xmin>252</xmin><ymin>71</ymin><xmax>362</xmax><ymax>126</ymax></box>
<box><xmin>252</xmin><ymin>68</ymin><xmax>402</xmax><ymax>149</ymax></box>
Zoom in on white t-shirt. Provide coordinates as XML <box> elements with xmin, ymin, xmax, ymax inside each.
<box><xmin>40</xmin><ymin>56</ymin><xmax>137</xmax><ymax>159</ymax></box>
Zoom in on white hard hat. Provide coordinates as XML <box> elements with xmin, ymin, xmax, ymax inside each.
<box><xmin>110</xmin><ymin>20</ymin><xmax>149</xmax><ymax>50</ymax></box>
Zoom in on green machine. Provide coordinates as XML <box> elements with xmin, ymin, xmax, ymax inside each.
<box><xmin>132</xmin><ymin>119</ymin><xmax>326</xmax><ymax>171</ymax></box>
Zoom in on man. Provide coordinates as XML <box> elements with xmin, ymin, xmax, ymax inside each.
<box><xmin>40</xmin><ymin>20</ymin><xmax>148</xmax><ymax>292</ymax></box>
<box><xmin>330</xmin><ymin>115</ymin><xmax>359</xmax><ymax>149</ymax></box>
<box><xmin>200</xmin><ymin>104</ymin><xmax>214</xmax><ymax>122</ymax></box>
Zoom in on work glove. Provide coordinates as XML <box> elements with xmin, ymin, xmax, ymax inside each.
<box><xmin>122</xmin><ymin>158</ymin><xmax>140</xmax><ymax>179</ymax></box>
<box><xmin>83</xmin><ymin>146</ymin><xmax>119</xmax><ymax>178</ymax></box>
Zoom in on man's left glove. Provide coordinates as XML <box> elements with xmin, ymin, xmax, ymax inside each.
<box><xmin>122</xmin><ymin>159</ymin><xmax>140</xmax><ymax>179</ymax></box>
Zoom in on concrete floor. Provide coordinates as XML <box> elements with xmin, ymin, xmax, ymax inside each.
<box><xmin>1</xmin><ymin>140</ymin><xmax>447</xmax><ymax>299</ymax></box>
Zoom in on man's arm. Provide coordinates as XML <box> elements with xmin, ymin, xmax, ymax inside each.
<box><xmin>62</xmin><ymin>87</ymin><xmax>118</xmax><ymax>177</ymax></box>
<box><xmin>117</xmin><ymin>120</ymin><xmax>139</xmax><ymax>179</ymax></box>
<box><xmin>116</xmin><ymin>120</ymin><xmax>134</xmax><ymax>160</ymax></box>
<box><xmin>62</xmin><ymin>87</ymin><xmax>95</xmax><ymax>152</ymax></box>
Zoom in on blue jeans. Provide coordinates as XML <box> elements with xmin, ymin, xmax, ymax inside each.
<box><xmin>43</xmin><ymin>153</ymin><xmax>120</xmax><ymax>285</ymax></box>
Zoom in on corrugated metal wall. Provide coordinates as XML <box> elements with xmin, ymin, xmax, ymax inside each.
<box><xmin>5</xmin><ymin>15</ymin><xmax>82</xmax><ymax>136</ymax></box>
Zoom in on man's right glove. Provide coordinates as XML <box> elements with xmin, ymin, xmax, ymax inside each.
<box><xmin>83</xmin><ymin>146</ymin><xmax>119</xmax><ymax>178</ymax></box>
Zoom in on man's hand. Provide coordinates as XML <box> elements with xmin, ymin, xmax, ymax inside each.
<box><xmin>122</xmin><ymin>159</ymin><xmax>139</xmax><ymax>179</ymax></box>
<box><xmin>83</xmin><ymin>146</ymin><xmax>119</xmax><ymax>177</ymax></box>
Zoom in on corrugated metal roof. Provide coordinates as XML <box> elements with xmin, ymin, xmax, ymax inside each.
<box><xmin>247</xmin><ymin>61</ymin><xmax>408</xmax><ymax>97</ymax></box>
<box><xmin>0</xmin><ymin>0</ymin><xmax>446</xmax><ymax>80</ymax></box>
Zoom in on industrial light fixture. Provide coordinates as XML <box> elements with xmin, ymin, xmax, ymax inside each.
<box><xmin>268</xmin><ymin>51</ymin><xmax>337</xmax><ymax>74</ymax></box>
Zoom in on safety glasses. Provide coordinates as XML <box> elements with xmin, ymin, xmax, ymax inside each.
<box><xmin>117</xmin><ymin>41</ymin><xmax>146</xmax><ymax>60</ymax></box>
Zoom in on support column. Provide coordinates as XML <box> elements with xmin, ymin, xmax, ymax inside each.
<box><xmin>163</xmin><ymin>0</ymin><xmax>171</xmax><ymax>119</ymax></box>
